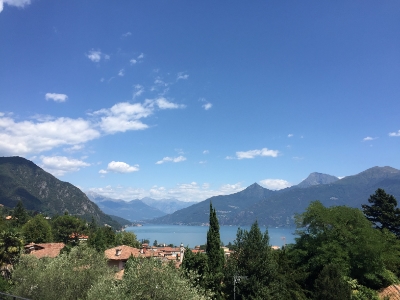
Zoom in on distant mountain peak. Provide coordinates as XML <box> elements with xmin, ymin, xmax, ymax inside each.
<box><xmin>296</xmin><ymin>172</ymin><xmax>339</xmax><ymax>188</ymax></box>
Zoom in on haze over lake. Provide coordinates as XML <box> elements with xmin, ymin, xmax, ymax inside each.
<box><xmin>127</xmin><ymin>225</ymin><xmax>295</xmax><ymax>248</ymax></box>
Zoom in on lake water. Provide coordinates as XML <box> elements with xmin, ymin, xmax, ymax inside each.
<box><xmin>126</xmin><ymin>224</ymin><xmax>296</xmax><ymax>248</ymax></box>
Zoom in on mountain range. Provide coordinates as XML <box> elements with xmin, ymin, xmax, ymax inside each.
<box><xmin>0</xmin><ymin>156</ymin><xmax>120</xmax><ymax>228</ymax></box>
<box><xmin>152</xmin><ymin>166</ymin><xmax>400</xmax><ymax>227</ymax></box>
<box><xmin>85</xmin><ymin>192</ymin><xmax>196</xmax><ymax>222</ymax></box>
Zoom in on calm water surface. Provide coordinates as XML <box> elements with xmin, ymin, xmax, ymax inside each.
<box><xmin>126</xmin><ymin>224</ymin><xmax>296</xmax><ymax>248</ymax></box>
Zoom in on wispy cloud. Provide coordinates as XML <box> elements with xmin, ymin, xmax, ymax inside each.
<box><xmin>130</xmin><ymin>59</ymin><xmax>137</xmax><ymax>65</ymax></box>
<box><xmin>389</xmin><ymin>130</ymin><xmax>400</xmax><ymax>137</ymax></box>
<box><xmin>203</xmin><ymin>103</ymin><xmax>212</xmax><ymax>110</ymax></box>
<box><xmin>0</xmin><ymin>0</ymin><xmax>31</xmax><ymax>13</ymax></box>
<box><xmin>132</xmin><ymin>84</ymin><xmax>144</xmax><ymax>99</ymax></box>
<box><xmin>63</xmin><ymin>144</ymin><xmax>84</xmax><ymax>153</ymax></box>
<box><xmin>363</xmin><ymin>136</ymin><xmax>377</xmax><ymax>141</ymax></box>
<box><xmin>156</xmin><ymin>156</ymin><xmax>186</xmax><ymax>164</ymax></box>
<box><xmin>118</xmin><ymin>69</ymin><xmax>125</xmax><ymax>77</ymax></box>
<box><xmin>227</xmin><ymin>148</ymin><xmax>279</xmax><ymax>160</ymax></box>
<box><xmin>203</xmin><ymin>150</ymin><xmax>209</xmax><ymax>154</ymax></box>
<box><xmin>93</xmin><ymin>97</ymin><xmax>185</xmax><ymax>134</ymax></box>
<box><xmin>86</xmin><ymin>49</ymin><xmax>109</xmax><ymax>62</ymax></box>
<box><xmin>0</xmin><ymin>96</ymin><xmax>185</xmax><ymax>156</ymax></box>
<box><xmin>177</xmin><ymin>72</ymin><xmax>189</xmax><ymax>81</ymax></box>
<box><xmin>137</xmin><ymin>53</ymin><xmax>144</xmax><ymax>59</ymax></box>
<box><xmin>40</xmin><ymin>155</ymin><xmax>90</xmax><ymax>176</ymax></box>
<box><xmin>99</xmin><ymin>161</ymin><xmax>139</xmax><ymax>174</ymax></box>
<box><xmin>288</xmin><ymin>134</ymin><xmax>294</xmax><ymax>138</ymax></box>
<box><xmin>199</xmin><ymin>98</ymin><xmax>212</xmax><ymax>110</ymax></box>
<box><xmin>87</xmin><ymin>181</ymin><xmax>244</xmax><ymax>202</ymax></box>
<box><xmin>259</xmin><ymin>179</ymin><xmax>291</xmax><ymax>190</ymax></box>
<box><xmin>121</xmin><ymin>32</ymin><xmax>131</xmax><ymax>38</ymax></box>
<box><xmin>0</xmin><ymin>114</ymin><xmax>100</xmax><ymax>156</ymax></box>
<box><xmin>45</xmin><ymin>93</ymin><xmax>68</xmax><ymax>103</ymax></box>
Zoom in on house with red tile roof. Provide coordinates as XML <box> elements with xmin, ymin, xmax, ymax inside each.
<box><xmin>24</xmin><ymin>243</ymin><xmax>65</xmax><ymax>259</ymax></box>
<box><xmin>104</xmin><ymin>245</ymin><xmax>141</xmax><ymax>270</ymax></box>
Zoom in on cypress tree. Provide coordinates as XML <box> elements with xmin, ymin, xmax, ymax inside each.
<box><xmin>206</xmin><ymin>202</ymin><xmax>225</xmax><ymax>298</ymax></box>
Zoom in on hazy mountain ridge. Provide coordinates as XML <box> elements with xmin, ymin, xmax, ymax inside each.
<box><xmin>0</xmin><ymin>156</ymin><xmax>120</xmax><ymax>228</ymax></box>
<box><xmin>296</xmin><ymin>172</ymin><xmax>339</xmax><ymax>188</ymax></box>
<box><xmin>141</xmin><ymin>197</ymin><xmax>196</xmax><ymax>214</ymax></box>
<box><xmin>85</xmin><ymin>192</ymin><xmax>166</xmax><ymax>222</ymax></box>
<box><xmin>152</xmin><ymin>182</ymin><xmax>276</xmax><ymax>225</ymax></box>
<box><xmin>152</xmin><ymin>166</ymin><xmax>400</xmax><ymax>227</ymax></box>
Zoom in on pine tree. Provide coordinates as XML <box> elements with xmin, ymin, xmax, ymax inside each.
<box><xmin>362</xmin><ymin>188</ymin><xmax>400</xmax><ymax>236</ymax></box>
<box><xmin>206</xmin><ymin>202</ymin><xmax>225</xmax><ymax>298</ymax></box>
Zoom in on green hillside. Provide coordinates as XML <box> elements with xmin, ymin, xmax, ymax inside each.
<box><xmin>0</xmin><ymin>156</ymin><xmax>120</xmax><ymax>228</ymax></box>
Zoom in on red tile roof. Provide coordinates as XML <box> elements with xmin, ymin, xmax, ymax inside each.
<box><xmin>25</xmin><ymin>243</ymin><xmax>65</xmax><ymax>259</ymax></box>
<box><xmin>104</xmin><ymin>245</ymin><xmax>140</xmax><ymax>261</ymax></box>
<box><xmin>379</xmin><ymin>285</ymin><xmax>400</xmax><ymax>300</ymax></box>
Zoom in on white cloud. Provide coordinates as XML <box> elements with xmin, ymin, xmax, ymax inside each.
<box><xmin>363</xmin><ymin>136</ymin><xmax>377</xmax><ymax>141</ymax></box>
<box><xmin>203</xmin><ymin>150</ymin><xmax>209</xmax><ymax>154</ymax></box>
<box><xmin>101</xmin><ymin>161</ymin><xmax>139</xmax><ymax>174</ymax></box>
<box><xmin>177</xmin><ymin>72</ymin><xmax>189</xmax><ymax>80</ymax></box>
<box><xmin>45</xmin><ymin>93</ymin><xmax>68</xmax><ymax>103</ymax></box>
<box><xmin>389</xmin><ymin>130</ymin><xmax>400</xmax><ymax>137</ymax></box>
<box><xmin>259</xmin><ymin>179</ymin><xmax>291</xmax><ymax>190</ymax></box>
<box><xmin>288</xmin><ymin>134</ymin><xmax>294</xmax><ymax>138</ymax></box>
<box><xmin>0</xmin><ymin>115</ymin><xmax>100</xmax><ymax>156</ymax></box>
<box><xmin>155</xmin><ymin>97</ymin><xmax>185</xmax><ymax>109</ymax></box>
<box><xmin>156</xmin><ymin>156</ymin><xmax>186</xmax><ymax>164</ymax></box>
<box><xmin>121</xmin><ymin>32</ymin><xmax>131</xmax><ymax>38</ymax></box>
<box><xmin>132</xmin><ymin>84</ymin><xmax>144</xmax><ymax>99</ymax></box>
<box><xmin>130</xmin><ymin>59</ymin><xmax>137</xmax><ymax>65</ymax></box>
<box><xmin>0</xmin><ymin>0</ymin><xmax>31</xmax><ymax>12</ymax></box>
<box><xmin>0</xmin><ymin>97</ymin><xmax>185</xmax><ymax>155</ymax></box>
<box><xmin>202</xmin><ymin>103</ymin><xmax>212</xmax><ymax>110</ymax></box>
<box><xmin>118</xmin><ymin>69</ymin><xmax>125</xmax><ymax>77</ymax></box>
<box><xmin>63</xmin><ymin>144</ymin><xmax>84</xmax><ymax>152</ymax></box>
<box><xmin>229</xmin><ymin>148</ymin><xmax>280</xmax><ymax>160</ymax></box>
<box><xmin>40</xmin><ymin>155</ymin><xmax>90</xmax><ymax>176</ymax></box>
<box><xmin>86</xmin><ymin>50</ymin><xmax>102</xmax><ymax>62</ymax></box>
<box><xmin>87</xmin><ymin>181</ymin><xmax>244</xmax><ymax>202</ymax></box>
<box><xmin>137</xmin><ymin>53</ymin><xmax>144</xmax><ymax>59</ymax></box>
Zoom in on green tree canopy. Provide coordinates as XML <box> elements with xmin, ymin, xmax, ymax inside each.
<box><xmin>225</xmin><ymin>221</ymin><xmax>280</xmax><ymax>299</ymax></box>
<box><xmin>51</xmin><ymin>214</ymin><xmax>86</xmax><ymax>244</ymax></box>
<box><xmin>0</xmin><ymin>229</ymin><xmax>24</xmax><ymax>279</ymax></box>
<box><xmin>206</xmin><ymin>202</ymin><xmax>225</xmax><ymax>298</ymax></box>
<box><xmin>115</xmin><ymin>231</ymin><xmax>140</xmax><ymax>248</ymax></box>
<box><xmin>11</xmin><ymin>244</ymin><xmax>114</xmax><ymax>300</ymax></box>
<box><xmin>22</xmin><ymin>214</ymin><xmax>53</xmax><ymax>243</ymax></box>
<box><xmin>88</xmin><ymin>226</ymin><xmax>116</xmax><ymax>252</ymax></box>
<box><xmin>12</xmin><ymin>201</ymin><xmax>29</xmax><ymax>227</ymax></box>
<box><xmin>87</xmin><ymin>256</ymin><xmax>213</xmax><ymax>300</ymax></box>
<box><xmin>292</xmin><ymin>201</ymin><xmax>396</xmax><ymax>293</ymax></box>
<box><xmin>362</xmin><ymin>188</ymin><xmax>400</xmax><ymax>236</ymax></box>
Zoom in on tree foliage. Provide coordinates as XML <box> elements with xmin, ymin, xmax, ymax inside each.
<box><xmin>115</xmin><ymin>231</ymin><xmax>140</xmax><ymax>248</ymax></box>
<box><xmin>206</xmin><ymin>202</ymin><xmax>225</xmax><ymax>298</ymax></box>
<box><xmin>0</xmin><ymin>229</ymin><xmax>23</xmax><ymax>279</ymax></box>
<box><xmin>51</xmin><ymin>214</ymin><xmax>86</xmax><ymax>244</ymax></box>
<box><xmin>11</xmin><ymin>244</ymin><xmax>114</xmax><ymax>300</ymax></box>
<box><xmin>22</xmin><ymin>214</ymin><xmax>53</xmax><ymax>243</ymax></box>
<box><xmin>362</xmin><ymin>188</ymin><xmax>400</xmax><ymax>236</ymax></box>
<box><xmin>225</xmin><ymin>221</ymin><xmax>281</xmax><ymax>299</ymax></box>
<box><xmin>291</xmin><ymin>201</ymin><xmax>395</xmax><ymax>294</ymax></box>
<box><xmin>87</xmin><ymin>256</ymin><xmax>213</xmax><ymax>300</ymax></box>
<box><xmin>12</xmin><ymin>201</ymin><xmax>29</xmax><ymax>227</ymax></box>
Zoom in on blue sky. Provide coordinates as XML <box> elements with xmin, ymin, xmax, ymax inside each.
<box><xmin>1</xmin><ymin>0</ymin><xmax>399</xmax><ymax>202</ymax></box>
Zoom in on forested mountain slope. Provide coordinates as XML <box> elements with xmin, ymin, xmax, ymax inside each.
<box><xmin>0</xmin><ymin>156</ymin><xmax>120</xmax><ymax>227</ymax></box>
